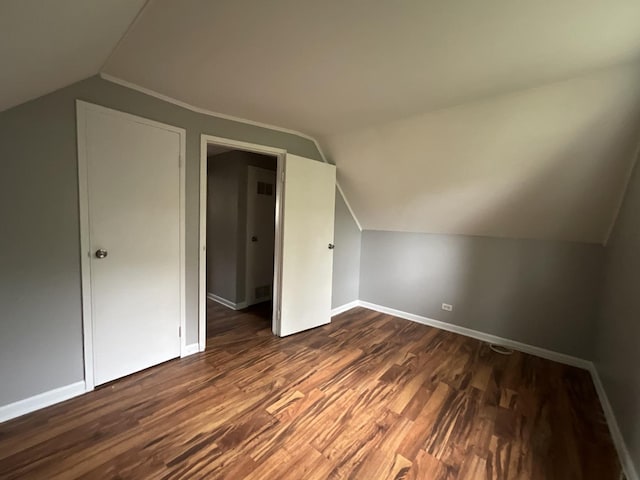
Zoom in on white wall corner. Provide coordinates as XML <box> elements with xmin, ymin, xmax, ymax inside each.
<box><xmin>331</xmin><ymin>300</ymin><xmax>360</xmax><ymax>317</ymax></box>
<box><xmin>0</xmin><ymin>381</ymin><xmax>86</xmax><ymax>424</ymax></box>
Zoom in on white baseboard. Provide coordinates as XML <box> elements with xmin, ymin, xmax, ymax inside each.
<box><xmin>207</xmin><ymin>293</ymin><xmax>248</xmax><ymax>310</ymax></box>
<box><xmin>331</xmin><ymin>300</ymin><xmax>360</xmax><ymax>316</ymax></box>
<box><xmin>357</xmin><ymin>300</ymin><xmax>591</xmax><ymax>370</ymax></box>
<box><xmin>0</xmin><ymin>381</ymin><xmax>86</xmax><ymax>424</ymax></box>
<box><xmin>589</xmin><ymin>365</ymin><xmax>639</xmax><ymax>480</ymax></box>
<box><xmin>181</xmin><ymin>343</ymin><xmax>200</xmax><ymax>358</ymax></box>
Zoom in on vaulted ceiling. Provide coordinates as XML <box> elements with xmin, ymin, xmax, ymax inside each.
<box><xmin>0</xmin><ymin>0</ymin><xmax>146</xmax><ymax>112</ymax></box>
<box><xmin>104</xmin><ymin>0</ymin><xmax>640</xmax><ymax>137</ymax></box>
<box><xmin>324</xmin><ymin>64</ymin><xmax>640</xmax><ymax>243</ymax></box>
<box><xmin>3</xmin><ymin>0</ymin><xmax>640</xmax><ymax>243</ymax></box>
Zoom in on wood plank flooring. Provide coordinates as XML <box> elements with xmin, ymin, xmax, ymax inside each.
<box><xmin>0</xmin><ymin>301</ymin><xmax>621</xmax><ymax>479</ymax></box>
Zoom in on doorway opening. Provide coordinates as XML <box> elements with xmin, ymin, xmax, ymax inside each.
<box><xmin>200</xmin><ymin>138</ymin><xmax>284</xmax><ymax>346</ymax></box>
<box><xmin>199</xmin><ymin>134</ymin><xmax>337</xmax><ymax>352</ymax></box>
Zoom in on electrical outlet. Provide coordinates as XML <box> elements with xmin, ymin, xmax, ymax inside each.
<box><xmin>441</xmin><ymin>303</ymin><xmax>453</xmax><ymax>312</ymax></box>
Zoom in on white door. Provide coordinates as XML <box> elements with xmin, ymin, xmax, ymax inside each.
<box><xmin>78</xmin><ymin>102</ymin><xmax>184</xmax><ymax>387</ymax></box>
<box><xmin>245</xmin><ymin>166</ymin><xmax>276</xmax><ymax>306</ymax></box>
<box><xmin>278</xmin><ymin>154</ymin><xmax>336</xmax><ymax>336</ymax></box>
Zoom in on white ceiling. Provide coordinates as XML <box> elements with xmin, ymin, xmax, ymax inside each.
<box><xmin>104</xmin><ymin>0</ymin><xmax>640</xmax><ymax>136</ymax></box>
<box><xmin>3</xmin><ymin>0</ymin><xmax>640</xmax><ymax>243</ymax></box>
<box><xmin>0</xmin><ymin>0</ymin><xmax>146</xmax><ymax>112</ymax></box>
<box><xmin>324</xmin><ymin>64</ymin><xmax>640</xmax><ymax>243</ymax></box>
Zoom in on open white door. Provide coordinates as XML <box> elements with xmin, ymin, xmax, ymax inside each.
<box><xmin>278</xmin><ymin>154</ymin><xmax>336</xmax><ymax>336</ymax></box>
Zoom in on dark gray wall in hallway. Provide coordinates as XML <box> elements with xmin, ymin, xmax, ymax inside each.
<box><xmin>359</xmin><ymin>230</ymin><xmax>603</xmax><ymax>359</ymax></box>
<box><xmin>207</xmin><ymin>157</ymin><xmax>240</xmax><ymax>303</ymax></box>
<box><xmin>596</xmin><ymin>157</ymin><xmax>640</xmax><ymax>475</ymax></box>
<box><xmin>206</xmin><ymin>150</ymin><xmax>277</xmax><ymax>304</ymax></box>
<box><xmin>0</xmin><ymin>75</ymin><xmax>360</xmax><ymax>406</ymax></box>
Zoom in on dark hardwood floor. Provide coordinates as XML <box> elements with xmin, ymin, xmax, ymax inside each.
<box><xmin>0</xmin><ymin>301</ymin><xmax>621</xmax><ymax>479</ymax></box>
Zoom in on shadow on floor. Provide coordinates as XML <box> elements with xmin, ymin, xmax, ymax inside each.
<box><xmin>207</xmin><ymin>299</ymin><xmax>272</xmax><ymax>338</ymax></box>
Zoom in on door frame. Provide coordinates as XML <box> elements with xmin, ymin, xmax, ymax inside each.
<box><xmin>199</xmin><ymin>135</ymin><xmax>286</xmax><ymax>350</ymax></box>
<box><xmin>76</xmin><ymin>100</ymin><xmax>187</xmax><ymax>392</ymax></box>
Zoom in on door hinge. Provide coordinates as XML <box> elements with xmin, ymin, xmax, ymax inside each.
<box><xmin>281</xmin><ymin>171</ymin><xmax>285</xmax><ymax>182</ymax></box>
<box><xmin>178</xmin><ymin>326</ymin><xmax>182</xmax><ymax>337</ymax></box>
<box><xmin>178</xmin><ymin>155</ymin><xmax>183</xmax><ymax>168</ymax></box>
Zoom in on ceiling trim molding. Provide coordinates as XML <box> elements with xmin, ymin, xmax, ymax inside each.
<box><xmin>98</xmin><ymin>72</ymin><xmax>362</xmax><ymax>231</ymax></box>
<box><xmin>603</xmin><ymin>132</ymin><xmax>640</xmax><ymax>246</ymax></box>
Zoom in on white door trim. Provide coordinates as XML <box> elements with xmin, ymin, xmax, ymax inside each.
<box><xmin>76</xmin><ymin>100</ymin><xmax>187</xmax><ymax>391</ymax></box>
<box><xmin>199</xmin><ymin>135</ymin><xmax>286</xmax><ymax>350</ymax></box>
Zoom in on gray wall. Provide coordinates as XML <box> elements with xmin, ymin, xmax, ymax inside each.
<box><xmin>332</xmin><ymin>193</ymin><xmax>361</xmax><ymax>308</ymax></box>
<box><xmin>359</xmin><ymin>231</ymin><xmax>603</xmax><ymax>358</ymax></box>
<box><xmin>596</xmin><ymin>158</ymin><xmax>640</xmax><ymax>473</ymax></box>
<box><xmin>0</xmin><ymin>75</ymin><xmax>360</xmax><ymax>406</ymax></box>
<box><xmin>206</xmin><ymin>150</ymin><xmax>277</xmax><ymax>304</ymax></box>
<box><xmin>234</xmin><ymin>152</ymin><xmax>277</xmax><ymax>304</ymax></box>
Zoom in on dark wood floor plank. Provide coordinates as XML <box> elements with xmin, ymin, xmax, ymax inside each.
<box><xmin>0</xmin><ymin>302</ymin><xmax>622</xmax><ymax>479</ymax></box>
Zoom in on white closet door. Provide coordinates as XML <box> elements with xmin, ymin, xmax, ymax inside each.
<box><xmin>278</xmin><ymin>154</ymin><xmax>336</xmax><ymax>336</ymax></box>
<box><xmin>78</xmin><ymin>102</ymin><xmax>183</xmax><ymax>386</ymax></box>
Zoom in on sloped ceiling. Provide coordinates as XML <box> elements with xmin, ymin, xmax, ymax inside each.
<box><xmin>324</xmin><ymin>64</ymin><xmax>640</xmax><ymax>243</ymax></box>
<box><xmin>0</xmin><ymin>0</ymin><xmax>147</xmax><ymax>112</ymax></box>
<box><xmin>102</xmin><ymin>0</ymin><xmax>640</xmax><ymax>243</ymax></box>
<box><xmin>105</xmin><ymin>0</ymin><xmax>640</xmax><ymax>137</ymax></box>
